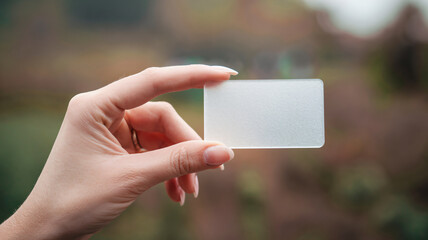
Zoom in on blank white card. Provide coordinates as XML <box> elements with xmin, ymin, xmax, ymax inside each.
<box><xmin>204</xmin><ymin>79</ymin><xmax>325</xmax><ymax>149</ymax></box>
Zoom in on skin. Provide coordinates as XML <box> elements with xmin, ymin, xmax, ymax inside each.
<box><xmin>0</xmin><ymin>65</ymin><xmax>237</xmax><ymax>240</ymax></box>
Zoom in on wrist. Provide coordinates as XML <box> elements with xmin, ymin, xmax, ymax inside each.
<box><xmin>0</xmin><ymin>213</ymin><xmax>22</xmax><ymax>240</ymax></box>
<box><xmin>0</xmin><ymin>197</ymin><xmax>62</xmax><ymax>240</ymax></box>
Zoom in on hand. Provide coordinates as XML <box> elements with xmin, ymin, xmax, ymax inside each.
<box><xmin>0</xmin><ymin>65</ymin><xmax>237</xmax><ymax>240</ymax></box>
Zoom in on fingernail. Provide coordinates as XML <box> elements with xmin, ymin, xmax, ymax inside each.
<box><xmin>179</xmin><ymin>190</ymin><xmax>185</xmax><ymax>206</ymax></box>
<box><xmin>219</xmin><ymin>164</ymin><xmax>225</xmax><ymax>171</ymax></box>
<box><xmin>193</xmin><ymin>175</ymin><xmax>199</xmax><ymax>198</ymax></box>
<box><xmin>204</xmin><ymin>145</ymin><xmax>234</xmax><ymax>166</ymax></box>
<box><xmin>211</xmin><ymin>65</ymin><xmax>239</xmax><ymax>75</ymax></box>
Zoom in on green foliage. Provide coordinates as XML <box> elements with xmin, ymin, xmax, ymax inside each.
<box><xmin>156</xmin><ymin>89</ymin><xmax>204</xmax><ymax>105</ymax></box>
<box><xmin>373</xmin><ymin>197</ymin><xmax>428</xmax><ymax>240</ymax></box>
<box><xmin>0</xmin><ymin>110</ymin><xmax>62</xmax><ymax>221</ymax></box>
<box><xmin>332</xmin><ymin>164</ymin><xmax>386</xmax><ymax>210</ymax></box>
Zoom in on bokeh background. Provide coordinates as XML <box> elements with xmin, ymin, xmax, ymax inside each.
<box><xmin>1</xmin><ymin>0</ymin><xmax>428</xmax><ymax>239</ymax></box>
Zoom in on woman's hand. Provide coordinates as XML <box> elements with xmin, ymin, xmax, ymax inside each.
<box><xmin>0</xmin><ymin>65</ymin><xmax>237</xmax><ymax>240</ymax></box>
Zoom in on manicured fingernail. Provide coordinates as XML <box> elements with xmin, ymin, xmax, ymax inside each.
<box><xmin>219</xmin><ymin>164</ymin><xmax>225</xmax><ymax>171</ymax></box>
<box><xmin>204</xmin><ymin>145</ymin><xmax>234</xmax><ymax>166</ymax></box>
<box><xmin>193</xmin><ymin>175</ymin><xmax>199</xmax><ymax>198</ymax></box>
<box><xmin>179</xmin><ymin>190</ymin><xmax>185</xmax><ymax>206</ymax></box>
<box><xmin>211</xmin><ymin>65</ymin><xmax>239</xmax><ymax>75</ymax></box>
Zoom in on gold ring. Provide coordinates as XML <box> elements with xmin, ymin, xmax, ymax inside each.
<box><xmin>131</xmin><ymin>129</ymin><xmax>145</xmax><ymax>153</ymax></box>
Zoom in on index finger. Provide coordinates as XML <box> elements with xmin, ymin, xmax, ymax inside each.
<box><xmin>100</xmin><ymin>64</ymin><xmax>238</xmax><ymax>111</ymax></box>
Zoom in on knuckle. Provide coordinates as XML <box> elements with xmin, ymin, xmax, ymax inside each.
<box><xmin>113</xmin><ymin>168</ymin><xmax>150</xmax><ymax>197</ymax></box>
<box><xmin>142</xmin><ymin>67</ymin><xmax>160</xmax><ymax>78</ymax></box>
<box><xmin>68</xmin><ymin>93</ymin><xmax>90</xmax><ymax>112</ymax></box>
<box><xmin>142</xmin><ymin>67</ymin><xmax>161</xmax><ymax>93</ymax></box>
<box><xmin>157</xmin><ymin>101</ymin><xmax>174</xmax><ymax>112</ymax></box>
<box><xmin>169</xmin><ymin>147</ymin><xmax>193</xmax><ymax>176</ymax></box>
<box><xmin>66</xmin><ymin>92</ymin><xmax>95</xmax><ymax>122</ymax></box>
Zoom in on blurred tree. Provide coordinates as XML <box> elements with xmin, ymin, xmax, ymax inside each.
<box><xmin>65</xmin><ymin>0</ymin><xmax>154</xmax><ymax>26</ymax></box>
<box><xmin>238</xmin><ymin>169</ymin><xmax>268</xmax><ymax>240</ymax></box>
<box><xmin>369</xmin><ymin>5</ymin><xmax>428</xmax><ymax>94</ymax></box>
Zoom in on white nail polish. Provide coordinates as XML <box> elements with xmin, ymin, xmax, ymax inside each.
<box><xmin>193</xmin><ymin>175</ymin><xmax>199</xmax><ymax>198</ymax></box>
<box><xmin>219</xmin><ymin>164</ymin><xmax>225</xmax><ymax>171</ymax></box>
<box><xmin>211</xmin><ymin>65</ymin><xmax>238</xmax><ymax>75</ymax></box>
<box><xmin>180</xmin><ymin>191</ymin><xmax>185</xmax><ymax>206</ymax></box>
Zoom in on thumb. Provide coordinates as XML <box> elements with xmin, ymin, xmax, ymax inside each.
<box><xmin>124</xmin><ymin>140</ymin><xmax>234</xmax><ymax>184</ymax></box>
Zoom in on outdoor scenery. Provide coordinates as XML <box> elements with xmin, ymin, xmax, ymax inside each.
<box><xmin>0</xmin><ymin>0</ymin><xmax>427</xmax><ymax>239</ymax></box>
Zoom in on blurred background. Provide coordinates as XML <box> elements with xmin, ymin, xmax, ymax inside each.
<box><xmin>0</xmin><ymin>0</ymin><xmax>427</xmax><ymax>239</ymax></box>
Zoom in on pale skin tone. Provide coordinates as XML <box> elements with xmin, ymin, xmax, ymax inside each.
<box><xmin>0</xmin><ymin>65</ymin><xmax>237</xmax><ymax>240</ymax></box>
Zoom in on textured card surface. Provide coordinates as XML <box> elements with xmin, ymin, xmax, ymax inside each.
<box><xmin>204</xmin><ymin>79</ymin><xmax>325</xmax><ymax>149</ymax></box>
